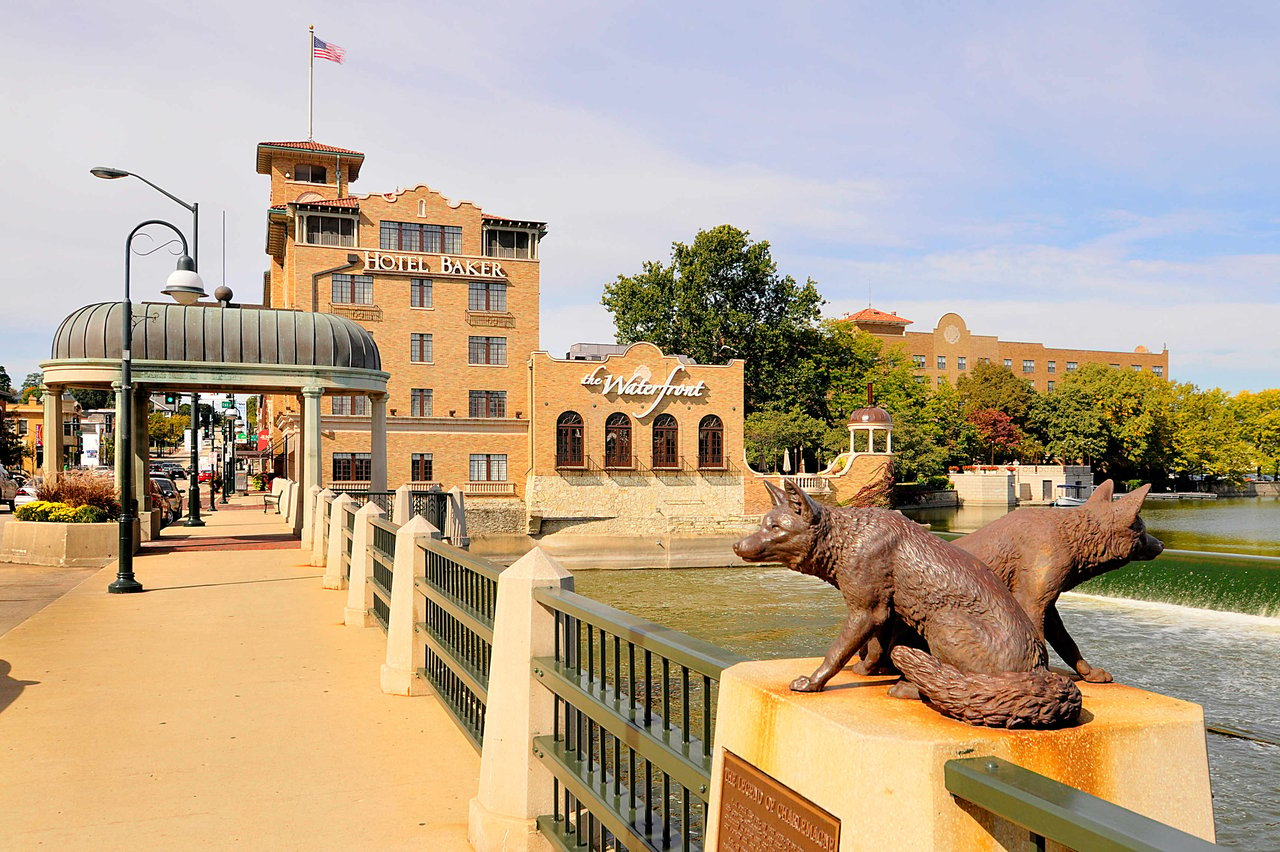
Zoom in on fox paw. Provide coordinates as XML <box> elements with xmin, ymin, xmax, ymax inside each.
<box><xmin>1081</xmin><ymin>666</ymin><xmax>1113</xmax><ymax>683</ymax></box>
<box><xmin>789</xmin><ymin>675</ymin><xmax>824</xmax><ymax>693</ymax></box>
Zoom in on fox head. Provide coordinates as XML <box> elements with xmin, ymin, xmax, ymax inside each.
<box><xmin>733</xmin><ymin>479</ymin><xmax>826</xmax><ymax>568</ymax></box>
<box><xmin>1085</xmin><ymin>480</ymin><xmax>1164</xmax><ymax>562</ymax></box>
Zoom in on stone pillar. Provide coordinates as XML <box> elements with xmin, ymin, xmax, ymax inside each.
<box><xmin>392</xmin><ymin>482</ymin><xmax>411</xmax><ymax>526</ymax></box>
<box><xmin>311</xmin><ymin>487</ymin><xmax>335</xmax><ymax>567</ymax></box>
<box><xmin>469</xmin><ymin>548</ymin><xmax>574</xmax><ymax>852</ymax></box>
<box><xmin>300</xmin><ymin>386</ymin><xmax>323</xmax><ymax>543</ymax></box>
<box><xmin>41</xmin><ymin>385</ymin><xmax>63</xmax><ymax>481</ymax></box>
<box><xmin>380</xmin><ymin>514</ymin><xmax>442</xmax><ymax>695</ymax></box>
<box><xmin>446</xmin><ymin>486</ymin><xmax>469</xmax><ymax>548</ymax></box>
<box><xmin>370</xmin><ymin>392</ymin><xmax>388</xmax><ymax>492</ymax></box>
<box><xmin>302</xmin><ymin>485</ymin><xmax>321</xmax><ymax>549</ymax></box>
<box><xmin>113</xmin><ymin>382</ymin><xmax>126</xmax><ymax>489</ymax></box>
<box><xmin>344</xmin><ymin>501</ymin><xmax>385</xmax><ymax>627</ymax></box>
<box><xmin>323</xmin><ymin>493</ymin><xmax>356</xmax><ymax>590</ymax></box>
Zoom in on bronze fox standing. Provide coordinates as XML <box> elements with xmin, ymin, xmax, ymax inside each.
<box><xmin>733</xmin><ymin>481</ymin><xmax>1081</xmax><ymax>729</ymax></box>
<box><xmin>953</xmin><ymin>480</ymin><xmax>1164</xmax><ymax>682</ymax></box>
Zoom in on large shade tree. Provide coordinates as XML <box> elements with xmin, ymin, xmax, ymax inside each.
<box><xmin>602</xmin><ymin>225</ymin><xmax>824</xmax><ymax>413</ymax></box>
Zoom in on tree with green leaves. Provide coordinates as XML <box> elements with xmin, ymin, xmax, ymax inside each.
<box><xmin>956</xmin><ymin>361</ymin><xmax>1037</xmax><ymax>426</ymax></box>
<box><xmin>968</xmin><ymin>408</ymin><xmax>1024</xmax><ymax>464</ymax></box>
<box><xmin>1234</xmin><ymin>389</ymin><xmax>1280</xmax><ymax>477</ymax></box>
<box><xmin>602</xmin><ymin>225</ymin><xmax>825</xmax><ymax>413</ymax></box>
<box><xmin>20</xmin><ymin>372</ymin><xmax>43</xmax><ymax>403</ymax></box>
<box><xmin>1053</xmin><ymin>364</ymin><xmax>1174</xmax><ymax>480</ymax></box>
<box><xmin>1168</xmin><ymin>384</ymin><xmax>1252</xmax><ymax>481</ymax></box>
<box><xmin>889</xmin><ymin>380</ymin><xmax>978</xmax><ymax>480</ymax></box>
<box><xmin>743</xmin><ymin>408</ymin><xmax>829</xmax><ymax>472</ymax></box>
<box><xmin>1028</xmin><ymin>385</ymin><xmax>1110</xmax><ymax>465</ymax></box>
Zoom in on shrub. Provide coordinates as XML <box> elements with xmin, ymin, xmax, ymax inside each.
<box><xmin>36</xmin><ymin>472</ymin><xmax>120</xmax><ymax>519</ymax></box>
<box><xmin>14</xmin><ymin>500</ymin><xmax>108</xmax><ymax>523</ymax></box>
<box><xmin>1124</xmin><ymin>479</ymin><xmax>1145</xmax><ymax>493</ymax></box>
<box><xmin>924</xmin><ymin>474</ymin><xmax>953</xmax><ymax>491</ymax></box>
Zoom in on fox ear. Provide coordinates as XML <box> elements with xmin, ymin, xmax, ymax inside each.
<box><xmin>762</xmin><ymin>480</ymin><xmax>787</xmax><ymax>507</ymax></box>
<box><xmin>1116</xmin><ymin>483</ymin><xmax>1152</xmax><ymax>521</ymax></box>
<box><xmin>1087</xmin><ymin>480</ymin><xmax>1114</xmax><ymax>506</ymax></box>
<box><xmin>782</xmin><ymin>479</ymin><xmax>821</xmax><ymax>523</ymax></box>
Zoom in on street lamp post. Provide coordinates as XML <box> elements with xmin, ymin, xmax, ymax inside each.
<box><xmin>188</xmin><ymin>392</ymin><xmax>204</xmax><ymax>525</ymax></box>
<box><xmin>109</xmin><ymin>220</ymin><xmax>204</xmax><ymax>594</ymax></box>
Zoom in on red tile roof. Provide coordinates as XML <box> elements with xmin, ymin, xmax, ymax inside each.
<box><xmin>256</xmin><ymin>141</ymin><xmax>365</xmax><ymax>179</ymax></box>
<box><xmin>843</xmin><ymin>307</ymin><xmax>912</xmax><ymax>325</ymax></box>
<box><xmin>258</xmin><ymin>141</ymin><xmax>365</xmax><ymax>157</ymax></box>
<box><xmin>296</xmin><ymin>196</ymin><xmax>361</xmax><ymax>208</ymax></box>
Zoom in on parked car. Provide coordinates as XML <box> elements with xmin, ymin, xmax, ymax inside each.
<box><xmin>198</xmin><ymin>470</ymin><xmax>216</xmax><ymax>484</ymax></box>
<box><xmin>161</xmin><ymin>463</ymin><xmax>187</xmax><ymax>480</ymax></box>
<box><xmin>13</xmin><ymin>484</ymin><xmax>39</xmax><ymax>510</ymax></box>
<box><xmin>0</xmin><ymin>468</ymin><xmax>20</xmax><ymax>511</ymax></box>
<box><xmin>150</xmin><ymin>476</ymin><xmax>184</xmax><ymax>524</ymax></box>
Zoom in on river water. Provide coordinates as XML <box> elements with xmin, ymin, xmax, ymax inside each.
<box><xmin>573</xmin><ymin>497</ymin><xmax>1280</xmax><ymax>847</ymax></box>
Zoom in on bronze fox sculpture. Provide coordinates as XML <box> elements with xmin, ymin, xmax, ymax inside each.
<box><xmin>953</xmin><ymin>480</ymin><xmax>1163</xmax><ymax>682</ymax></box>
<box><xmin>733</xmin><ymin>480</ymin><xmax>1081</xmax><ymax>729</ymax></box>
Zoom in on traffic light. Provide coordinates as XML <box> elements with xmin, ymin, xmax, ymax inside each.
<box><xmin>164</xmin><ymin>393</ymin><xmax>176</xmax><ymax>405</ymax></box>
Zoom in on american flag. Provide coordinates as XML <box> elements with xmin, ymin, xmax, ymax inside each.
<box><xmin>312</xmin><ymin>36</ymin><xmax>346</xmax><ymax>64</ymax></box>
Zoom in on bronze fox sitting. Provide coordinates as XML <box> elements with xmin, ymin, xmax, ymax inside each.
<box><xmin>733</xmin><ymin>481</ymin><xmax>1081</xmax><ymax>729</ymax></box>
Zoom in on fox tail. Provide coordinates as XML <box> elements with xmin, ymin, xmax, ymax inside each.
<box><xmin>889</xmin><ymin>646</ymin><xmax>1082</xmax><ymax>729</ymax></box>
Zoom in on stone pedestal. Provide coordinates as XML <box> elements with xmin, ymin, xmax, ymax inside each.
<box><xmin>705</xmin><ymin>659</ymin><xmax>1215</xmax><ymax>851</ymax></box>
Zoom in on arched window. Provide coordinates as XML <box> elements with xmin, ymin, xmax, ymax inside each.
<box><xmin>652</xmin><ymin>414</ymin><xmax>679</xmax><ymax>469</ymax></box>
<box><xmin>698</xmin><ymin>415</ymin><xmax>724</xmax><ymax>469</ymax></box>
<box><xmin>604</xmin><ymin>413</ymin><xmax>632</xmax><ymax>468</ymax></box>
<box><xmin>556</xmin><ymin>411</ymin><xmax>584</xmax><ymax>468</ymax></box>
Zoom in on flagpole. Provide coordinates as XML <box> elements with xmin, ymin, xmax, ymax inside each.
<box><xmin>307</xmin><ymin>24</ymin><xmax>314</xmax><ymax>141</ymax></box>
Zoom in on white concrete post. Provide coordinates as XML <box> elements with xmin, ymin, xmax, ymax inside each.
<box><xmin>42</xmin><ymin>385</ymin><xmax>63</xmax><ymax>481</ymax></box>
<box><xmin>380</xmin><ymin>514</ymin><xmax>442</xmax><ymax>695</ymax></box>
<box><xmin>286</xmin><ymin>481</ymin><xmax>302</xmax><ymax>531</ymax></box>
<box><xmin>469</xmin><ymin>547</ymin><xmax>574</xmax><ymax>852</ymax></box>
<box><xmin>392</xmin><ymin>482</ymin><xmax>412</xmax><ymax>526</ymax></box>
<box><xmin>280</xmin><ymin>479</ymin><xmax>294</xmax><ymax>524</ymax></box>
<box><xmin>301</xmin><ymin>484</ymin><xmax>322</xmax><ymax>550</ymax></box>
<box><xmin>270</xmin><ymin>476</ymin><xmax>287</xmax><ymax>514</ymax></box>
<box><xmin>322</xmin><ymin>493</ymin><xmax>354</xmax><ymax>589</ymax></box>
<box><xmin>344</xmin><ymin>501</ymin><xmax>385</xmax><ymax>627</ymax></box>
<box><xmin>370</xmin><ymin>392</ymin><xmax>388</xmax><ymax>492</ymax></box>
<box><xmin>311</xmin><ymin>488</ymin><xmax>335</xmax><ymax>567</ymax></box>
<box><xmin>300</xmin><ymin>386</ymin><xmax>323</xmax><ymax>542</ymax></box>
<box><xmin>446</xmin><ymin>486</ymin><xmax>469</xmax><ymax>547</ymax></box>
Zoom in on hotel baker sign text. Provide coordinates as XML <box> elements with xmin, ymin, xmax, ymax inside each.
<box><xmin>581</xmin><ymin>364</ymin><xmax>707</xmax><ymax>418</ymax></box>
<box><xmin>362</xmin><ymin>251</ymin><xmax>506</xmax><ymax>278</ymax></box>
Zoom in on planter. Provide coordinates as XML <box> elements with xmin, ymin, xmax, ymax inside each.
<box><xmin>0</xmin><ymin>519</ymin><xmax>137</xmax><ymax>568</ymax></box>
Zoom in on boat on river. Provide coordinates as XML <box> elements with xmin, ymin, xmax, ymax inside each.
<box><xmin>1052</xmin><ymin>483</ymin><xmax>1093</xmax><ymax>507</ymax></box>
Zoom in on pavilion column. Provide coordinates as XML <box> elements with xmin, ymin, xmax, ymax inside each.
<box><xmin>301</xmin><ymin>386</ymin><xmax>323</xmax><ymax>538</ymax></box>
<box><xmin>370</xmin><ymin>392</ymin><xmax>388</xmax><ymax>492</ymax></box>
<box><xmin>133</xmin><ymin>387</ymin><xmax>150</xmax><ymax>511</ymax></box>
<box><xmin>113</xmin><ymin>382</ymin><xmax>126</xmax><ymax>488</ymax></box>
<box><xmin>42</xmin><ymin>385</ymin><xmax>63</xmax><ymax>480</ymax></box>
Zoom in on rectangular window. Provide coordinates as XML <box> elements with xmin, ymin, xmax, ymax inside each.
<box><xmin>1046</xmin><ymin>381</ymin><xmax>1056</xmax><ymax>391</ymax></box>
<box><xmin>1047</xmin><ymin>361</ymin><xmax>1056</xmax><ymax>374</ymax></box>
<box><xmin>331</xmin><ymin>273</ymin><xmax>373</xmax><ymax>305</ymax></box>
<box><xmin>1066</xmin><ymin>361</ymin><xmax>1078</xmax><ymax>371</ymax></box>
<box><xmin>979</xmin><ymin>357</ymin><xmax>990</xmax><ymax>364</ymax></box>
<box><xmin>330</xmin><ymin>395</ymin><xmax>369</xmax><ymax>415</ymax></box>
<box><xmin>303</xmin><ymin>215</ymin><xmax>356</xmax><ymax>247</ymax></box>
<box><xmin>468</xmin><ymin>281</ymin><xmax>508</xmax><ymax>312</ymax></box>
<box><xmin>332</xmin><ymin>452</ymin><xmax>371</xmax><ymax>482</ymax></box>
<box><xmin>937</xmin><ymin>356</ymin><xmax>947</xmax><ymax>369</ymax></box>
<box><xmin>64</xmin><ymin>417</ymin><xmax>79</xmax><ymax>437</ymax></box>
<box><xmin>484</xmin><ymin>229</ymin><xmax>534</xmax><ymax>259</ymax></box>
<box><xmin>410</xmin><ymin>333</ymin><xmax>433</xmax><ymax>363</ymax></box>
<box><xmin>912</xmin><ymin>354</ymin><xmax>926</xmax><ymax>369</ymax></box>
<box><xmin>380</xmin><ymin>221</ymin><xmax>462</xmax><ymax>254</ymax></box>
<box><xmin>936</xmin><ymin>376</ymin><xmax>945</xmax><ymax>386</ymax></box>
<box><xmin>470</xmin><ymin>453</ymin><xmax>507</xmax><ymax>482</ymax></box>
<box><xmin>1153</xmin><ymin>365</ymin><xmax>1164</xmax><ymax>377</ymax></box>
<box><xmin>411</xmin><ymin>453</ymin><xmax>434</xmax><ymax>482</ymax></box>
<box><xmin>17</xmin><ymin>420</ymin><xmax>28</xmax><ymax>436</ymax></box>
<box><xmin>1022</xmin><ymin>360</ymin><xmax>1035</xmax><ymax>373</ymax></box>
<box><xmin>294</xmin><ymin>164</ymin><xmax>327</xmax><ymax>184</ymax></box>
<box><xmin>468</xmin><ymin>336</ymin><xmax>507</xmax><ymax>366</ymax></box>
<box><xmin>957</xmin><ymin>356</ymin><xmax>967</xmax><ymax>370</ymax></box>
<box><xmin>1003</xmin><ymin>358</ymin><xmax>1013</xmax><ymax>368</ymax></box>
<box><xmin>1132</xmin><ymin>365</ymin><xmax>1142</xmax><ymax>372</ymax></box>
<box><xmin>1110</xmin><ymin>363</ymin><xmax>1121</xmax><ymax>369</ymax></box>
<box><xmin>410</xmin><ymin>388</ymin><xmax>433</xmax><ymax>417</ymax></box>
<box><xmin>914</xmin><ymin>375</ymin><xmax>926</xmax><ymax>384</ymax></box>
<box><xmin>410</xmin><ymin>278</ymin><xmax>433</xmax><ymax>308</ymax></box>
<box><xmin>468</xmin><ymin>390</ymin><xmax>507</xmax><ymax>418</ymax></box>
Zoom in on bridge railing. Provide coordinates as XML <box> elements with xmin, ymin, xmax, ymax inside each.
<box><xmin>368</xmin><ymin>517</ymin><xmax>397</xmax><ymax>632</ymax></box>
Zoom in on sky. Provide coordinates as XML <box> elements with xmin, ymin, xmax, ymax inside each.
<box><xmin>3</xmin><ymin>1</ymin><xmax>1279</xmax><ymax>394</ymax></box>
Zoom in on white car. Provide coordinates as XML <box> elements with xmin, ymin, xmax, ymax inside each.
<box><xmin>0</xmin><ymin>469</ymin><xmax>19</xmax><ymax>511</ymax></box>
<box><xmin>12</xmin><ymin>484</ymin><xmax>39</xmax><ymax>510</ymax></box>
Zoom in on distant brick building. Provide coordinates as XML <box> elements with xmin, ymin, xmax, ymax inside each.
<box><xmin>839</xmin><ymin>308</ymin><xmax>1169</xmax><ymax>391</ymax></box>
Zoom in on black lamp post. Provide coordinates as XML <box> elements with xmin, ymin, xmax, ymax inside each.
<box><xmin>109</xmin><ymin>220</ymin><xmax>205</xmax><ymax>594</ymax></box>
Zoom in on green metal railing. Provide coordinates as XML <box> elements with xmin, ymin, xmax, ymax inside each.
<box><xmin>332</xmin><ymin>488</ymin><xmax>395</xmax><ymax>515</ymax></box>
<box><xmin>945</xmin><ymin>756</ymin><xmax>1217</xmax><ymax>851</ymax></box>
<box><xmin>414</xmin><ymin>537</ymin><xmax>502</xmax><ymax>751</ymax></box>
<box><xmin>410</xmin><ymin>490</ymin><xmax>449</xmax><ymax>534</ymax></box>
<box><xmin>369</xmin><ymin>518</ymin><xmax>397</xmax><ymax>633</ymax></box>
<box><xmin>530</xmin><ymin>587</ymin><xmax>748</xmax><ymax>852</ymax></box>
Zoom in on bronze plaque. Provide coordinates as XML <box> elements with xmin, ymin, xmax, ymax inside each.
<box><xmin>717</xmin><ymin>750</ymin><xmax>840</xmax><ymax>852</ymax></box>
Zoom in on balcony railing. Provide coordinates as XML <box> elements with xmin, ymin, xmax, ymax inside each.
<box><xmin>465</xmin><ymin>310</ymin><xmax>516</xmax><ymax>328</ymax></box>
<box><xmin>465</xmin><ymin>481</ymin><xmax>516</xmax><ymax>496</ymax></box>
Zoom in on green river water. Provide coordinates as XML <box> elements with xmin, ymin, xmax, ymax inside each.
<box><xmin>574</xmin><ymin>496</ymin><xmax>1280</xmax><ymax>847</ymax></box>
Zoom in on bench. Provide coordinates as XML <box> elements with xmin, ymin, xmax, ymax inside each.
<box><xmin>263</xmin><ymin>492</ymin><xmax>281</xmax><ymax>514</ymax></box>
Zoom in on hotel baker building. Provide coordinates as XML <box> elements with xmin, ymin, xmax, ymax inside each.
<box><xmin>257</xmin><ymin>140</ymin><xmax>748</xmax><ymax>525</ymax></box>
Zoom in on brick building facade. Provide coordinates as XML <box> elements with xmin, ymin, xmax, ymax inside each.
<box><xmin>841</xmin><ymin>308</ymin><xmax>1169</xmax><ymax>390</ymax></box>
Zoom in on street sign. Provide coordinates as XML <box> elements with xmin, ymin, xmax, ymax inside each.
<box><xmin>220</xmin><ymin>400</ymin><xmax>234</xmax><ymax>409</ymax></box>
<box><xmin>236</xmin><ymin>433</ymin><xmax>247</xmax><ymax>441</ymax></box>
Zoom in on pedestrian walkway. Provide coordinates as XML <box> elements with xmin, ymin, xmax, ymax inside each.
<box><xmin>0</xmin><ymin>498</ymin><xmax>478</xmax><ymax>850</ymax></box>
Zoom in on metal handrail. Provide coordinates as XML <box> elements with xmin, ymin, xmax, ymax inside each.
<box><xmin>944</xmin><ymin>757</ymin><xmax>1217</xmax><ymax>851</ymax></box>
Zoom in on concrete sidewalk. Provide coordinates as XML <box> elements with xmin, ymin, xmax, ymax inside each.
<box><xmin>0</xmin><ymin>499</ymin><xmax>478</xmax><ymax>850</ymax></box>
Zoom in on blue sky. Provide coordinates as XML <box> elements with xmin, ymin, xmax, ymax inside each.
<box><xmin>3</xmin><ymin>1</ymin><xmax>1278</xmax><ymax>392</ymax></box>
